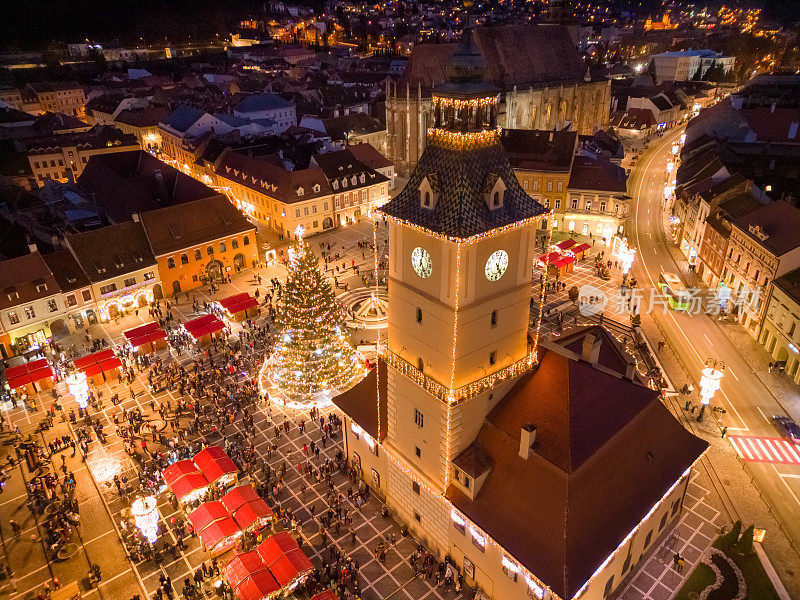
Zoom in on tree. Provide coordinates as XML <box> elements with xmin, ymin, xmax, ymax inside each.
<box><xmin>269</xmin><ymin>236</ymin><xmax>362</xmax><ymax>400</ymax></box>
<box><xmin>737</xmin><ymin>524</ymin><xmax>755</xmax><ymax>555</ymax></box>
<box><xmin>721</xmin><ymin>520</ymin><xmax>743</xmax><ymax>550</ymax></box>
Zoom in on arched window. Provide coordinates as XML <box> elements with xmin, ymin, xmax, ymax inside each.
<box><xmin>167</xmin><ymin>257</ymin><xmax>176</xmax><ymax>269</ymax></box>
<box><xmin>194</xmin><ymin>249</ymin><xmax>202</xmax><ymax>261</ymax></box>
<box><xmin>423</xmin><ymin>191</ymin><xmax>431</xmax><ymax>207</ymax></box>
<box><xmin>417</xmin><ymin>357</ymin><xmax>424</xmax><ymax>372</ymax></box>
<box><xmin>243</xmin><ymin>236</ymin><xmax>250</xmax><ymax>246</ymax></box>
<box><xmin>180</xmin><ymin>254</ymin><xmax>189</xmax><ymax>265</ymax></box>
<box><xmin>231</xmin><ymin>238</ymin><xmax>239</xmax><ymax>249</ymax></box>
<box><xmin>207</xmin><ymin>246</ymin><xmax>214</xmax><ymax>256</ymax></box>
<box><xmin>219</xmin><ymin>241</ymin><xmax>227</xmax><ymax>253</ymax></box>
<box><xmin>493</xmin><ymin>191</ymin><xmax>500</xmax><ymax>207</ymax></box>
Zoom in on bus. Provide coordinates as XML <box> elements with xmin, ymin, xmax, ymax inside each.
<box><xmin>658</xmin><ymin>272</ymin><xmax>690</xmax><ymax>311</ymax></box>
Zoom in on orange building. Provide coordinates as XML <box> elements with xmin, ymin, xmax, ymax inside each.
<box><xmin>139</xmin><ymin>196</ymin><xmax>258</xmax><ymax>296</ymax></box>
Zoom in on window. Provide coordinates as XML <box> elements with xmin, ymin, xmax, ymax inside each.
<box><xmin>66</xmin><ymin>294</ymin><xmax>77</xmax><ymax>307</ymax></box>
<box><xmin>415</xmin><ymin>446</ymin><xmax>421</xmax><ymax>458</ymax></box>
<box><xmin>303</xmin><ymin>207</ymin><xmax>309</xmax><ymax>216</ymax></box>
<box><xmin>167</xmin><ymin>258</ymin><xmax>176</xmax><ymax>269</ymax></box>
<box><xmin>585</xmin><ymin>200</ymin><xmax>592</xmax><ymax>211</ymax></box>
<box><xmin>423</xmin><ymin>191</ymin><xmax>431</xmax><ymax>207</ymax></box>
<box><xmin>600</xmin><ymin>201</ymin><xmax>607</xmax><ymax>212</ymax></box>
<box><xmin>603</xmin><ymin>576</ymin><xmax>615</xmax><ymax>598</ymax></box>
<box><xmin>47</xmin><ymin>299</ymin><xmax>58</xmax><ymax>313</ymax></box>
<box><xmin>471</xmin><ymin>529</ymin><xmax>486</xmax><ymax>552</ymax></box>
<box><xmin>312</xmin><ymin>204</ymin><xmax>317</xmax><ymax>214</ymax></box>
<box><xmin>124</xmin><ymin>277</ymin><xmax>136</xmax><ymax>288</ymax></box>
<box><xmin>490</xmin><ymin>310</ymin><xmax>497</xmax><ymax>327</ymax></box>
<box><xmin>220</xmin><ymin>242</ymin><xmax>227</xmax><ymax>253</ymax></box>
<box><xmin>295</xmin><ymin>209</ymin><xmax>301</xmax><ymax>218</ymax></box>
<box><xmin>622</xmin><ymin>553</ymin><xmax>632</xmax><ymax>574</ymax></box>
<box><xmin>643</xmin><ymin>530</ymin><xmax>653</xmax><ymax>549</ymax></box>
<box><xmin>82</xmin><ymin>289</ymin><xmax>92</xmax><ymax>301</ymax></box>
<box><xmin>24</xmin><ymin>306</ymin><xmax>36</xmax><ymax>319</ymax></box>
<box><xmin>231</xmin><ymin>239</ymin><xmax>239</xmax><ymax>249</ymax></box>
<box><xmin>555</xmin><ymin>199</ymin><xmax>561</xmax><ymax>209</ymax></box>
<box><xmin>416</xmin><ymin>307</ymin><xmax>422</xmax><ymax>323</ymax></box>
<box><xmin>671</xmin><ymin>498</ymin><xmax>681</xmax><ymax>516</ymax></box>
<box><xmin>659</xmin><ymin>512</ymin><xmax>668</xmax><ymax>531</ymax></box>
<box><xmin>35</xmin><ymin>282</ymin><xmax>48</xmax><ymax>293</ymax></box>
<box><xmin>414</xmin><ymin>408</ymin><xmax>424</xmax><ymax>428</ymax></box>
<box><xmin>533</xmin><ymin>180</ymin><xmax>539</xmax><ymax>191</ymax></box>
<box><xmin>489</xmin><ymin>350</ymin><xmax>497</xmax><ymax>366</ymax></box>
<box><xmin>414</xmin><ymin>511</ymin><xmax>421</xmax><ymax>523</ymax></box>
<box><xmin>181</xmin><ymin>254</ymin><xmax>189</xmax><ymax>265</ymax></box>
<box><xmin>324</xmin><ymin>202</ymin><xmax>329</xmax><ymax>211</ymax></box>
<box><xmin>412</xmin><ymin>481</ymin><xmax>420</xmax><ymax>495</ymax></box>
<box><xmin>557</xmin><ymin>181</ymin><xmax>563</xmax><ymax>192</ymax></box>
<box><xmin>502</xmin><ymin>557</ymin><xmax>519</xmax><ymax>581</ymax></box>
<box><xmin>523</xmin><ymin>180</ymin><xmax>529</xmax><ymax>190</ymax></box>
<box><xmin>99</xmin><ymin>283</ymin><xmax>117</xmax><ymax>295</ymax></box>
<box><xmin>546</xmin><ymin>181</ymin><xmax>553</xmax><ymax>191</ymax></box>
<box><xmin>7</xmin><ymin>311</ymin><xmax>19</xmax><ymax>325</ymax></box>
<box><xmin>571</xmin><ymin>199</ymin><xmax>579</xmax><ymax>210</ymax></box>
<box><xmin>492</xmin><ymin>191</ymin><xmax>500</xmax><ymax>207</ymax></box>
<box><xmin>243</xmin><ymin>236</ymin><xmax>250</xmax><ymax>246</ymax></box>
<box><xmin>195</xmin><ymin>249</ymin><xmax>202</xmax><ymax>260</ymax></box>
<box><xmin>143</xmin><ymin>271</ymin><xmax>155</xmax><ymax>281</ymax></box>
<box><xmin>207</xmin><ymin>246</ymin><xmax>214</xmax><ymax>256</ymax></box>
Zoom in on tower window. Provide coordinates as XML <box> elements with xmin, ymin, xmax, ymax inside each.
<box><xmin>414</xmin><ymin>511</ymin><xmax>421</xmax><ymax>523</ymax></box>
<box><xmin>489</xmin><ymin>351</ymin><xmax>497</xmax><ymax>366</ymax></box>
<box><xmin>423</xmin><ymin>191</ymin><xmax>431</xmax><ymax>207</ymax></box>
<box><xmin>412</xmin><ymin>481</ymin><xmax>420</xmax><ymax>495</ymax></box>
<box><xmin>414</xmin><ymin>409</ymin><xmax>424</xmax><ymax>428</ymax></box>
<box><xmin>416</xmin><ymin>307</ymin><xmax>423</xmax><ymax>323</ymax></box>
<box><xmin>492</xmin><ymin>191</ymin><xmax>500</xmax><ymax>207</ymax></box>
<box><xmin>490</xmin><ymin>310</ymin><xmax>497</xmax><ymax>328</ymax></box>
<box><xmin>415</xmin><ymin>446</ymin><xmax>422</xmax><ymax>458</ymax></box>
<box><xmin>417</xmin><ymin>357</ymin><xmax>424</xmax><ymax>372</ymax></box>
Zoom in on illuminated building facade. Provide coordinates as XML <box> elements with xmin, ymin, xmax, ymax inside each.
<box><xmin>335</xmin><ymin>30</ymin><xmax>708</xmax><ymax>600</ymax></box>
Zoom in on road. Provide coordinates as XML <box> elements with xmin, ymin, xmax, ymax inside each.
<box><xmin>627</xmin><ymin>127</ymin><xmax>800</xmax><ymax>553</ymax></box>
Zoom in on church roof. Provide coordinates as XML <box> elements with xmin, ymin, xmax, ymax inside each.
<box><xmin>399</xmin><ymin>25</ymin><xmax>586</xmax><ymax>92</ymax></box>
<box><xmin>378</xmin><ymin>141</ymin><xmax>547</xmax><ymax>239</ymax></box>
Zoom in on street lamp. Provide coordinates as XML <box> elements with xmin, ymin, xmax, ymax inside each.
<box><xmin>131</xmin><ymin>496</ymin><xmax>160</xmax><ymax>544</ymax></box>
<box><xmin>698</xmin><ymin>359</ymin><xmax>724</xmax><ymax>422</ymax></box>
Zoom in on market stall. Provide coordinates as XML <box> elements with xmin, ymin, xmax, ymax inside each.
<box><xmin>73</xmin><ymin>349</ymin><xmax>121</xmax><ymax>384</ymax></box>
<box><xmin>256</xmin><ymin>533</ymin><xmax>313</xmax><ymax>591</ymax></box>
<box><xmin>196</xmin><ymin>516</ymin><xmax>241</xmax><ymax>555</ymax></box>
<box><xmin>222</xmin><ymin>485</ymin><xmax>272</xmax><ymax>532</ymax></box>
<box><xmin>188</xmin><ymin>501</ymin><xmax>231</xmax><ymax>533</ymax></box>
<box><xmin>556</xmin><ymin>238</ymin><xmax>576</xmax><ymax>252</ymax></box>
<box><xmin>224</xmin><ymin>551</ymin><xmax>273</xmax><ymax>590</ymax></box>
<box><xmin>549</xmin><ymin>254</ymin><xmax>575</xmax><ymax>277</ymax></box>
<box><xmin>124</xmin><ymin>322</ymin><xmax>168</xmax><ymax>354</ymax></box>
<box><xmin>571</xmin><ymin>242</ymin><xmax>591</xmax><ymax>261</ymax></box>
<box><xmin>162</xmin><ymin>460</ymin><xmax>209</xmax><ymax>503</ymax></box>
<box><xmin>5</xmin><ymin>358</ymin><xmax>54</xmax><ymax>395</ymax></box>
<box><xmin>194</xmin><ymin>446</ymin><xmax>239</xmax><ymax>487</ymax></box>
<box><xmin>183</xmin><ymin>314</ymin><xmax>227</xmax><ymax>346</ymax></box>
<box><xmin>218</xmin><ymin>292</ymin><xmax>260</xmax><ymax>322</ymax></box>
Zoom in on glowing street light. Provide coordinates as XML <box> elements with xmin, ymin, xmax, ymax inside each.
<box><xmin>698</xmin><ymin>359</ymin><xmax>724</xmax><ymax>422</ymax></box>
<box><xmin>131</xmin><ymin>496</ymin><xmax>160</xmax><ymax>544</ymax></box>
<box><xmin>67</xmin><ymin>372</ymin><xmax>89</xmax><ymax>410</ymax></box>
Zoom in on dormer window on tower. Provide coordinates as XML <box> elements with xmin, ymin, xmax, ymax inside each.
<box><xmin>483</xmin><ymin>173</ymin><xmax>506</xmax><ymax>210</ymax></box>
<box><xmin>419</xmin><ymin>174</ymin><xmax>440</xmax><ymax>210</ymax></box>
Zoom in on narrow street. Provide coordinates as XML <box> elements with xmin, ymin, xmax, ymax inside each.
<box><xmin>626</xmin><ymin>127</ymin><xmax>800</xmax><ymax>583</ymax></box>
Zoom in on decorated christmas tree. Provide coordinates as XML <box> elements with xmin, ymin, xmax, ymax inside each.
<box><xmin>269</xmin><ymin>235</ymin><xmax>362</xmax><ymax>400</ymax></box>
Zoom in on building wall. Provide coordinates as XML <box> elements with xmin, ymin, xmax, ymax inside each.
<box><xmin>116</xmin><ymin>122</ymin><xmax>162</xmax><ymax>150</ymax></box>
<box><xmin>1</xmin><ymin>292</ymin><xmax>68</xmax><ymax>351</ymax></box>
<box><xmin>29</xmin><ymin>142</ymin><xmax>140</xmax><ymax>186</ymax></box>
<box><xmin>387</xmin><ymin>80</ymin><xmax>610</xmax><ymax>176</ymax></box>
<box><xmin>90</xmin><ymin>267</ymin><xmax>159</xmax><ymax>321</ymax></box>
<box><xmin>559</xmin><ymin>189</ymin><xmax>630</xmax><ymax>240</ymax></box>
<box><xmin>155</xmin><ymin>231</ymin><xmax>258</xmax><ymax>295</ymax></box>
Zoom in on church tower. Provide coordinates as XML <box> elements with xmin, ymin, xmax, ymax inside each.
<box><xmin>377</xmin><ymin>29</ymin><xmax>547</xmax><ymax>550</ymax></box>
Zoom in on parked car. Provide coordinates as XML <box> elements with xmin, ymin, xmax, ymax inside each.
<box><xmin>773</xmin><ymin>415</ymin><xmax>800</xmax><ymax>444</ymax></box>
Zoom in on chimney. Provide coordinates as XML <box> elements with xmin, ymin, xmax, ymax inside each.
<box><xmin>154</xmin><ymin>169</ymin><xmax>168</xmax><ymax>201</ymax></box>
<box><xmin>131</xmin><ymin>212</ymin><xmax>140</xmax><ymax>222</ymax></box>
<box><xmin>28</xmin><ymin>242</ymin><xmax>38</xmax><ymax>253</ymax></box>
<box><xmin>771</xmin><ymin>103</ymin><xmax>776</xmax><ymax>113</ymax></box>
<box><xmin>581</xmin><ymin>333</ymin><xmax>602</xmax><ymax>364</ymax></box>
<box><xmin>625</xmin><ymin>362</ymin><xmax>636</xmax><ymax>380</ymax></box>
<box><xmin>519</xmin><ymin>423</ymin><xmax>536</xmax><ymax>459</ymax></box>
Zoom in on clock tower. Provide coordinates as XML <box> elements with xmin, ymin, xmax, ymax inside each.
<box><xmin>376</xmin><ymin>27</ymin><xmax>547</xmax><ymax>549</ymax></box>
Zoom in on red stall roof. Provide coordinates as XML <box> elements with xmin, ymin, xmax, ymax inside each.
<box><xmin>551</xmin><ymin>255</ymin><xmax>575</xmax><ymax>268</ymax></box>
<box><xmin>219</xmin><ymin>293</ymin><xmax>258</xmax><ymax>315</ymax></box>
<box><xmin>197</xmin><ymin>516</ymin><xmax>240</xmax><ymax>549</ymax></box>
<box><xmin>98</xmin><ymin>357</ymin><xmax>122</xmax><ymax>373</ymax></box>
<box><xmin>194</xmin><ymin>446</ymin><xmax>238</xmax><ymax>484</ymax></box>
<box><xmin>5</xmin><ymin>359</ymin><xmax>53</xmax><ymax>385</ymax></box>
<box><xmin>572</xmin><ymin>242</ymin><xmax>591</xmax><ymax>253</ymax></box>
<box><xmin>257</xmin><ymin>532</ymin><xmax>299</xmax><ymax>566</ymax></box>
<box><xmin>5</xmin><ymin>358</ymin><xmax>49</xmax><ymax>380</ymax></box>
<box><xmin>268</xmin><ymin>549</ymin><xmax>313</xmax><ymax>587</ymax></box>
<box><xmin>123</xmin><ymin>322</ymin><xmax>161</xmax><ymax>340</ymax></box>
<box><xmin>224</xmin><ymin>551</ymin><xmax>269</xmax><ymax>590</ymax></box>
<box><xmin>74</xmin><ymin>348</ymin><xmax>116</xmax><ymax>372</ymax></box>
<box><xmin>6</xmin><ymin>374</ymin><xmax>32</xmax><ymax>390</ymax></box>
<box><xmin>232</xmin><ymin>499</ymin><xmax>272</xmax><ymax>531</ymax></box>
<box><xmin>28</xmin><ymin>366</ymin><xmax>54</xmax><ymax>383</ymax></box>
<box><xmin>222</xmin><ymin>485</ymin><xmax>262</xmax><ymax>513</ymax></box>
<box><xmin>234</xmin><ymin>571</ymin><xmax>280</xmax><ymax>600</ymax></box>
<box><xmin>189</xmin><ymin>501</ymin><xmax>231</xmax><ymax>532</ymax></box>
<box><xmin>557</xmin><ymin>239</ymin><xmax>577</xmax><ymax>250</ymax></box>
<box><xmin>162</xmin><ymin>459</ymin><xmax>201</xmax><ymax>487</ymax></box>
<box><xmin>170</xmin><ymin>472</ymin><xmax>209</xmax><ymax>501</ymax></box>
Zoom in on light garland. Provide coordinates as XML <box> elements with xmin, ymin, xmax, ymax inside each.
<box><xmin>444</xmin><ymin>241</ymin><xmax>463</xmax><ymax>489</ymax></box>
<box><xmin>433</xmin><ymin>95</ymin><xmax>500</xmax><ymax>109</ymax></box>
<box><xmin>426</xmin><ymin>127</ymin><xmax>502</xmax><ymax>151</ymax></box>
<box><xmin>531</xmin><ymin>210</ymin><xmax>556</xmax><ymax>359</ymax></box>
<box><xmin>373</xmin><ymin>222</ymin><xmax>383</xmax><ymax>439</ymax></box>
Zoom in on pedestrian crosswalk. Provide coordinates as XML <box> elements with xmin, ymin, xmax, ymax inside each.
<box><xmin>728</xmin><ymin>435</ymin><xmax>800</xmax><ymax>465</ymax></box>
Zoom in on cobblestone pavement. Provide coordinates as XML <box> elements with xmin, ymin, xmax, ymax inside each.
<box><xmin>0</xmin><ymin>220</ymin><xmax>466</xmax><ymax>600</ymax></box>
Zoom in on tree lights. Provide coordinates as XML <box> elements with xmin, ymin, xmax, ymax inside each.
<box><xmin>67</xmin><ymin>372</ymin><xmax>89</xmax><ymax>410</ymax></box>
<box><xmin>267</xmin><ymin>237</ymin><xmax>362</xmax><ymax>402</ymax></box>
<box><xmin>426</xmin><ymin>127</ymin><xmax>501</xmax><ymax>151</ymax></box>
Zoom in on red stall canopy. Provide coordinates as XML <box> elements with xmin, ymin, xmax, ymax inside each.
<box><xmin>5</xmin><ymin>359</ymin><xmax>53</xmax><ymax>388</ymax></box>
<box><xmin>194</xmin><ymin>446</ymin><xmax>238</xmax><ymax>484</ymax></box>
<box><xmin>74</xmin><ymin>349</ymin><xmax>117</xmax><ymax>374</ymax></box>
<box><xmin>170</xmin><ymin>472</ymin><xmax>210</xmax><ymax>501</ymax></box>
<box><xmin>556</xmin><ymin>239</ymin><xmax>576</xmax><ymax>250</ymax></box>
<box><xmin>231</xmin><ymin>498</ymin><xmax>272</xmax><ymax>531</ymax></box>
<box><xmin>551</xmin><ymin>255</ymin><xmax>575</xmax><ymax>268</ymax></box>
<box><xmin>572</xmin><ymin>242</ymin><xmax>591</xmax><ymax>254</ymax></box>
<box><xmin>5</xmin><ymin>358</ymin><xmax>49</xmax><ymax>380</ymax></box>
<box><xmin>224</xmin><ymin>551</ymin><xmax>269</xmax><ymax>589</ymax></box>
<box><xmin>257</xmin><ymin>532</ymin><xmax>299</xmax><ymax>566</ymax></box>
<box><xmin>268</xmin><ymin>549</ymin><xmax>313</xmax><ymax>588</ymax></box>
<box><xmin>123</xmin><ymin>322</ymin><xmax>161</xmax><ymax>341</ymax></box>
<box><xmin>197</xmin><ymin>516</ymin><xmax>240</xmax><ymax>549</ymax></box>
<box><xmin>234</xmin><ymin>571</ymin><xmax>280</xmax><ymax>600</ymax></box>
<box><xmin>184</xmin><ymin>314</ymin><xmax>226</xmax><ymax>341</ymax></box>
<box><xmin>189</xmin><ymin>501</ymin><xmax>231</xmax><ymax>532</ymax></box>
<box><xmin>6</xmin><ymin>373</ymin><xmax>32</xmax><ymax>390</ymax></box>
<box><xmin>222</xmin><ymin>485</ymin><xmax>262</xmax><ymax>513</ymax></box>
<box><xmin>162</xmin><ymin>459</ymin><xmax>200</xmax><ymax>488</ymax></box>
<box><xmin>219</xmin><ymin>293</ymin><xmax>259</xmax><ymax>316</ymax></box>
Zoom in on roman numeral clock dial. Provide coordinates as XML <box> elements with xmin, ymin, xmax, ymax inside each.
<box><xmin>485</xmin><ymin>249</ymin><xmax>509</xmax><ymax>281</ymax></box>
<box><xmin>411</xmin><ymin>246</ymin><xmax>432</xmax><ymax>278</ymax></box>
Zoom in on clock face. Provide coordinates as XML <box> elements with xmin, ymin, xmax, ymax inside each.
<box><xmin>485</xmin><ymin>250</ymin><xmax>509</xmax><ymax>281</ymax></box>
<box><xmin>411</xmin><ymin>247</ymin><xmax>433</xmax><ymax>279</ymax></box>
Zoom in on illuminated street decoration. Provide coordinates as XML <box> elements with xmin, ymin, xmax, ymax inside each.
<box><xmin>67</xmin><ymin>372</ymin><xmax>89</xmax><ymax>409</ymax></box>
<box><xmin>131</xmin><ymin>496</ymin><xmax>160</xmax><ymax>543</ymax></box>
<box><xmin>698</xmin><ymin>359</ymin><xmax>724</xmax><ymax>422</ymax></box>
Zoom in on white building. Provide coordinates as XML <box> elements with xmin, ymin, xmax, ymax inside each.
<box><xmin>651</xmin><ymin>49</ymin><xmax>735</xmax><ymax>83</ymax></box>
